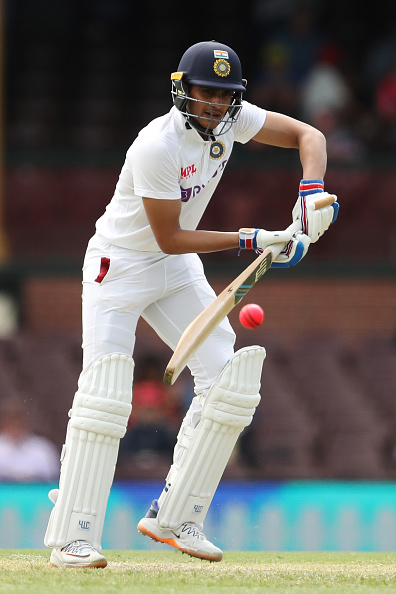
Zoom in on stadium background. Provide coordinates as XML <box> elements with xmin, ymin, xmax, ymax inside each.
<box><xmin>0</xmin><ymin>0</ymin><xmax>395</xmax><ymax>550</ymax></box>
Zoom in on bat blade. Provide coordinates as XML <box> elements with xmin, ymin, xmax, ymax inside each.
<box><xmin>163</xmin><ymin>249</ymin><xmax>273</xmax><ymax>385</ymax></box>
<box><xmin>163</xmin><ymin>194</ymin><xmax>336</xmax><ymax>385</ymax></box>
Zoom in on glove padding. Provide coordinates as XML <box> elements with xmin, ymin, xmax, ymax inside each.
<box><xmin>239</xmin><ymin>226</ymin><xmax>310</xmax><ymax>267</ymax></box>
<box><xmin>271</xmin><ymin>232</ymin><xmax>311</xmax><ymax>268</ymax></box>
<box><xmin>292</xmin><ymin>191</ymin><xmax>339</xmax><ymax>243</ymax></box>
<box><xmin>239</xmin><ymin>227</ymin><xmax>293</xmax><ymax>252</ymax></box>
<box><xmin>255</xmin><ymin>228</ymin><xmax>294</xmax><ymax>251</ymax></box>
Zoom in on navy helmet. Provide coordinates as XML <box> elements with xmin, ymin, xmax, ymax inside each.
<box><xmin>171</xmin><ymin>41</ymin><xmax>247</xmax><ymax>136</ymax></box>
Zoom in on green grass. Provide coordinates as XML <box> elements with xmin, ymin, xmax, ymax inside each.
<box><xmin>1</xmin><ymin>550</ymin><xmax>396</xmax><ymax>593</ymax></box>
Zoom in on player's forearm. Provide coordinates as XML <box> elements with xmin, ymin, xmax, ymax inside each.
<box><xmin>158</xmin><ymin>229</ymin><xmax>239</xmax><ymax>254</ymax></box>
<box><xmin>298</xmin><ymin>127</ymin><xmax>327</xmax><ymax>180</ymax></box>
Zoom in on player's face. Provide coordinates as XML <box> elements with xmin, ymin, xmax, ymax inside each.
<box><xmin>187</xmin><ymin>85</ymin><xmax>234</xmax><ymax>131</ymax></box>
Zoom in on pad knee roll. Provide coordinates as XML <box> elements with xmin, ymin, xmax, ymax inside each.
<box><xmin>158</xmin><ymin>345</ymin><xmax>266</xmax><ymax>529</ymax></box>
<box><xmin>44</xmin><ymin>353</ymin><xmax>133</xmax><ymax>551</ymax></box>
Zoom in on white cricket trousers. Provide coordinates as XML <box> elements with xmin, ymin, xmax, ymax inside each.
<box><xmin>80</xmin><ymin>234</ymin><xmax>236</xmax><ymax>396</ymax></box>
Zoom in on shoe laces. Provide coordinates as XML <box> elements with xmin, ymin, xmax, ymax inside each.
<box><xmin>61</xmin><ymin>540</ymin><xmax>96</xmax><ymax>554</ymax></box>
<box><xmin>180</xmin><ymin>523</ymin><xmax>206</xmax><ymax>540</ymax></box>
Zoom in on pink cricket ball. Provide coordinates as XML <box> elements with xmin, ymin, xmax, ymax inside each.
<box><xmin>239</xmin><ymin>303</ymin><xmax>265</xmax><ymax>329</ymax></box>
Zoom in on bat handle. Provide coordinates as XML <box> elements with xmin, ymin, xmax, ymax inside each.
<box><xmin>313</xmin><ymin>194</ymin><xmax>336</xmax><ymax>210</ymax></box>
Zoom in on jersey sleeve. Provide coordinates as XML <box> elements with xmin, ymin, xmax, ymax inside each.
<box><xmin>234</xmin><ymin>101</ymin><xmax>267</xmax><ymax>144</ymax></box>
<box><xmin>129</xmin><ymin>136</ymin><xmax>181</xmax><ymax>200</ymax></box>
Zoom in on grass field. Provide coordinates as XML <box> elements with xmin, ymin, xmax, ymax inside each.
<box><xmin>1</xmin><ymin>550</ymin><xmax>396</xmax><ymax>593</ymax></box>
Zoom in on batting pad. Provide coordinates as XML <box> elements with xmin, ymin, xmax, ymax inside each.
<box><xmin>44</xmin><ymin>353</ymin><xmax>133</xmax><ymax>551</ymax></box>
<box><xmin>157</xmin><ymin>345</ymin><xmax>265</xmax><ymax>529</ymax></box>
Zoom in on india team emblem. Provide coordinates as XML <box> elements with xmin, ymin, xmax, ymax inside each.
<box><xmin>210</xmin><ymin>140</ymin><xmax>225</xmax><ymax>159</ymax></box>
<box><xmin>213</xmin><ymin>59</ymin><xmax>231</xmax><ymax>77</ymax></box>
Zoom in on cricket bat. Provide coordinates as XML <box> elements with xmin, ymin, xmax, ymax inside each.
<box><xmin>164</xmin><ymin>195</ymin><xmax>335</xmax><ymax>385</ymax></box>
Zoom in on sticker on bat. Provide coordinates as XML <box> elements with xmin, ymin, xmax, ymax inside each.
<box><xmin>255</xmin><ymin>254</ymin><xmax>271</xmax><ymax>282</ymax></box>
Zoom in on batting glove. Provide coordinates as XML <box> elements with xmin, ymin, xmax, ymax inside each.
<box><xmin>292</xmin><ymin>179</ymin><xmax>339</xmax><ymax>243</ymax></box>
<box><xmin>239</xmin><ymin>227</ymin><xmax>293</xmax><ymax>254</ymax></box>
<box><xmin>238</xmin><ymin>227</ymin><xmax>310</xmax><ymax>268</ymax></box>
<box><xmin>271</xmin><ymin>232</ymin><xmax>311</xmax><ymax>268</ymax></box>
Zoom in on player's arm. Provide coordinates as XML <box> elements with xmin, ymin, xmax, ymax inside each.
<box><xmin>252</xmin><ymin>111</ymin><xmax>327</xmax><ymax>179</ymax></box>
<box><xmin>252</xmin><ymin>111</ymin><xmax>339</xmax><ymax>243</ymax></box>
<box><xmin>143</xmin><ymin>197</ymin><xmax>238</xmax><ymax>254</ymax></box>
<box><xmin>143</xmin><ymin>197</ymin><xmax>298</xmax><ymax>260</ymax></box>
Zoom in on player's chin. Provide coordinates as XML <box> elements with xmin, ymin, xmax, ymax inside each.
<box><xmin>199</xmin><ymin>117</ymin><xmax>222</xmax><ymax>133</ymax></box>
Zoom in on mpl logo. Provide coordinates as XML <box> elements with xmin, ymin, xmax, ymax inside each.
<box><xmin>181</xmin><ymin>164</ymin><xmax>197</xmax><ymax>179</ymax></box>
<box><xmin>78</xmin><ymin>520</ymin><xmax>91</xmax><ymax>531</ymax></box>
<box><xmin>181</xmin><ymin>159</ymin><xmax>228</xmax><ymax>203</ymax></box>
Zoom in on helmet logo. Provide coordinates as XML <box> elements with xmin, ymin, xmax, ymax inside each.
<box><xmin>210</xmin><ymin>140</ymin><xmax>225</xmax><ymax>160</ymax></box>
<box><xmin>214</xmin><ymin>59</ymin><xmax>231</xmax><ymax>78</ymax></box>
<box><xmin>214</xmin><ymin>50</ymin><xmax>229</xmax><ymax>59</ymax></box>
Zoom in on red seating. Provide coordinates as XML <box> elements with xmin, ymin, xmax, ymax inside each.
<box><xmin>0</xmin><ymin>330</ymin><xmax>395</xmax><ymax>479</ymax></box>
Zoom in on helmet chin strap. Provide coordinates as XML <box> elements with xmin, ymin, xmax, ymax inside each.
<box><xmin>185</xmin><ymin>101</ymin><xmax>232</xmax><ymax>139</ymax></box>
<box><xmin>184</xmin><ymin>116</ymin><xmax>217</xmax><ymax>139</ymax></box>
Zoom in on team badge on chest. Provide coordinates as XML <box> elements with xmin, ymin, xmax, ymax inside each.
<box><xmin>210</xmin><ymin>140</ymin><xmax>225</xmax><ymax>159</ymax></box>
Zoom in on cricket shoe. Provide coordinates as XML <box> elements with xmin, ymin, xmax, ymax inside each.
<box><xmin>50</xmin><ymin>540</ymin><xmax>107</xmax><ymax>568</ymax></box>
<box><xmin>137</xmin><ymin>500</ymin><xmax>223</xmax><ymax>562</ymax></box>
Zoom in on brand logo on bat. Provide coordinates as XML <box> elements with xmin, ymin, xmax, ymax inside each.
<box><xmin>255</xmin><ymin>256</ymin><xmax>271</xmax><ymax>282</ymax></box>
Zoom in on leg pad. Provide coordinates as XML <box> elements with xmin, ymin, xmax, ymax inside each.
<box><xmin>157</xmin><ymin>346</ymin><xmax>265</xmax><ymax>529</ymax></box>
<box><xmin>44</xmin><ymin>353</ymin><xmax>133</xmax><ymax>551</ymax></box>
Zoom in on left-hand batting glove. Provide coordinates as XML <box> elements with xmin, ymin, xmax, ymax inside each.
<box><xmin>292</xmin><ymin>179</ymin><xmax>339</xmax><ymax>243</ymax></box>
<box><xmin>239</xmin><ymin>227</ymin><xmax>311</xmax><ymax>268</ymax></box>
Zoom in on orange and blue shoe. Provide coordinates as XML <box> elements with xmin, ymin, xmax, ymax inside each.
<box><xmin>137</xmin><ymin>500</ymin><xmax>223</xmax><ymax>562</ymax></box>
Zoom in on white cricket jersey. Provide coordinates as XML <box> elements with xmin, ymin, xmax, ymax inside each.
<box><xmin>95</xmin><ymin>101</ymin><xmax>266</xmax><ymax>252</ymax></box>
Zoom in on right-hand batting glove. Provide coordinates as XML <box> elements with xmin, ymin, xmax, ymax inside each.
<box><xmin>271</xmin><ymin>232</ymin><xmax>311</xmax><ymax>268</ymax></box>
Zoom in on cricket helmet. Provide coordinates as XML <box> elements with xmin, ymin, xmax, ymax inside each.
<box><xmin>171</xmin><ymin>40</ymin><xmax>247</xmax><ymax>136</ymax></box>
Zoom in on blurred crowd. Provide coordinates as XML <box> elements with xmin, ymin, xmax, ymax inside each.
<box><xmin>5</xmin><ymin>0</ymin><xmax>396</xmax><ymax>162</ymax></box>
<box><xmin>0</xmin><ymin>397</ymin><xmax>60</xmax><ymax>481</ymax></box>
<box><xmin>246</xmin><ymin>2</ymin><xmax>396</xmax><ymax>162</ymax></box>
